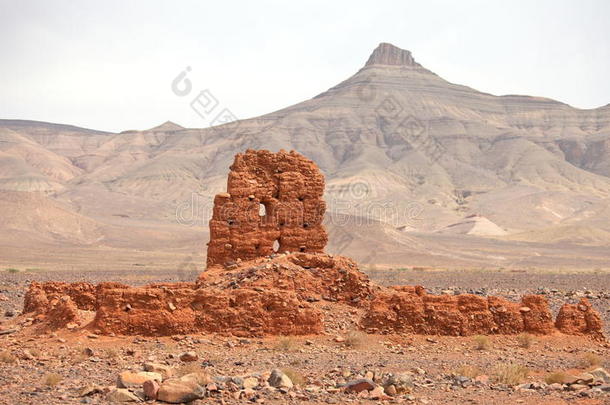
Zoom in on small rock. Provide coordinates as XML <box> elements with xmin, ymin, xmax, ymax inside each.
<box><xmin>107</xmin><ymin>388</ymin><xmax>141</xmax><ymax>402</ymax></box>
<box><xmin>368</xmin><ymin>385</ymin><xmax>390</xmax><ymax>400</ymax></box>
<box><xmin>383</xmin><ymin>373</ymin><xmax>413</xmax><ymax>394</ymax></box>
<box><xmin>474</xmin><ymin>374</ymin><xmax>489</xmax><ymax>385</ymax></box>
<box><xmin>78</xmin><ymin>384</ymin><xmax>103</xmax><ymax>397</ymax></box>
<box><xmin>268</xmin><ymin>369</ymin><xmax>293</xmax><ymax>389</ymax></box>
<box><xmin>344</xmin><ymin>378</ymin><xmax>376</xmax><ymax>393</ymax></box>
<box><xmin>21</xmin><ymin>349</ymin><xmax>35</xmax><ymax>360</ymax></box>
<box><xmin>590</xmin><ymin>368</ymin><xmax>610</xmax><ymax>384</ymax></box>
<box><xmin>143</xmin><ymin>362</ymin><xmax>174</xmax><ymax>379</ymax></box>
<box><xmin>243</xmin><ymin>376</ymin><xmax>259</xmax><ymax>389</ymax></box>
<box><xmin>143</xmin><ymin>379</ymin><xmax>160</xmax><ymax>400</ymax></box>
<box><xmin>413</xmin><ymin>367</ymin><xmax>426</xmax><ymax>375</ymax></box>
<box><xmin>179</xmin><ymin>351</ymin><xmax>198</xmax><ymax>362</ymax></box>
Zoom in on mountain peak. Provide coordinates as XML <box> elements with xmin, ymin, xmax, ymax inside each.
<box><xmin>365</xmin><ymin>43</ymin><xmax>420</xmax><ymax>67</ymax></box>
<box><xmin>149</xmin><ymin>121</ymin><xmax>184</xmax><ymax>131</ymax></box>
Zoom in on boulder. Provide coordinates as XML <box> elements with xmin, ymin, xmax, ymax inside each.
<box><xmin>117</xmin><ymin>371</ymin><xmax>162</xmax><ymax>388</ymax></box>
<box><xmin>157</xmin><ymin>379</ymin><xmax>206</xmax><ymax>403</ymax></box>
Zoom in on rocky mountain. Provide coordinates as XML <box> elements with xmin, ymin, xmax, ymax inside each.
<box><xmin>2</xmin><ymin>43</ymin><xmax>610</xmax><ymax>270</ymax></box>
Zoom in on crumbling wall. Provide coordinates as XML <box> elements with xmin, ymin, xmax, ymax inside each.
<box><xmin>555</xmin><ymin>298</ymin><xmax>604</xmax><ymax>339</ymax></box>
<box><xmin>91</xmin><ymin>283</ymin><xmax>323</xmax><ymax>337</ymax></box>
<box><xmin>360</xmin><ymin>288</ymin><xmax>582</xmax><ymax>337</ymax></box>
<box><xmin>206</xmin><ymin>149</ymin><xmax>328</xmax><ymax>267</ymax></box>
<box><xmin>24</xmin><ymin>281</ymin><xmax>97</xmax><ymax>313</ymax></box>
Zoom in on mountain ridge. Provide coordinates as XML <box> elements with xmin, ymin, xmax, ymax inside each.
<box><xmin>1</xmin><ymin>43</ymin><xmax>610</xmax><ymax>269</ymax></box>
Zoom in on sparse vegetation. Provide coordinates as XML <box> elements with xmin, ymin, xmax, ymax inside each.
<box><xmin>454</xmin><ymin>365</ymin><xmax>482</xmax><ymax>378</ymax></box>
<box><xmin>344</xmin><ymin>330</ymin><xmax>368</xmax><ymax>349</ymax></box>
<box><xmin>105</xmin><ymin>348</ymin><xmax>119</xmax><ymax>360</ymax></box>
<box><xmin>517</xmin><ymin>333</ymin><xmax>534</xmax><ymax>349</ymax></box>
<box><xmin>274</xmin><ymin>336</ymin><xmax>296</xmax><ymax>352</ymax></box>
<box><xmin>5</xmin><ymin>268</ymin><xmax>19</xmax><ymax>273</ymax></box>
<box><xmin>28</xmin><ymin>348</ymin><xmax>41</xmax><ymax>358</ymax></box>
<box><xmin>43</xmin><ymin>373</ymin><xmax>62</xmax><ymax>387</ymax></box>
<box><xmin>545</xmin><ymin>371</ymin><xmax>569</xmax><ymax>384</ymax></box>
<box><xmin>492</xmin><ymin>363</ymin><xmax>529</xmax><ymax>385</ymax></box>
<box><xmin>473</xmin><ymin>335</ymin><xmax>491</xmax><ymax>351</ymax></box>
<box><xmin>0</xmin><ymin>351</ymin><xmax>16</xmax><ymax>363</ymax></box>
<box><xmin>282</xmin><ymin>368</ymin><xmax>306</xmax><ymax>386</ymax></box>
<box><xmin>71</xmin><ymin>353</ymin><xmax>89</xmax><ymax>364</ymax></box>
<box><xmin>579</xmin><ymin>352</ymin><xmax>603</xmax><ymax>368</ymax></box>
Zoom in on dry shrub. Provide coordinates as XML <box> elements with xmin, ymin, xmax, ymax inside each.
<box><xmin>6</xmin><ymin>268</ymin><xmax>19</xmax><ymax>273</ymax></box>
<box><xmin>517</xmin><ymin>333</ymin><xmax>534</xmax><ymax>349</ymax></box>
<box><xmin>579</xmin><ymin>353</ymin><xmax>603</xmax><ymax>368</ymax></box>
<box><xmin>454</xmin><ymin>365</ymin><xmax>482</xmax><ymax>378</ymax></box>
<box><xmin>545</xmin><ymin>371</ymin><xmax>569</xmax><ymax>384</ymax></box>
<box><xmin>28</xmin><ymin>348</ymin><xmax>41</xmax><ymax>358</ymax></box>
<box><xmin>473</xmin><ymin>335</ymin><xmax>491</xmax><ymax>351</ymax></box>
<box><xmin>344</xmin><ymin>330</ymin><xmax>368</xmax><ymax>349</ymax></box>
<box><xmin>72</xmin><ymin>353</ymin><xmax>89</xmax><ymax>364</ymax></box>
<box><xmin>0</xmin><ymin>351</ymin><xmax>16</xmax><ymax>364</ymax></box>
<box><xmin>282</xmin><ymin>368</ymin><xmax>305</xmax><ymax>386</ymax></box>
<box><xmin>492</xmin><ymin>363</ymin><xmax>529</xmax><ymax>385</ymax></box>
<box><xmin>44</xmin><ymin>373</ymin><xmax>62</xmax><ymax>387</ymax></box>
<box><xmin>275</xmin><ymin>337</ymin><xmax>295</xmax><ymax>352</ymax></box>
<box><xmin>105</xmin><ymin>348</ymin><xmax>119</xmax><ymax>360</ymax></box>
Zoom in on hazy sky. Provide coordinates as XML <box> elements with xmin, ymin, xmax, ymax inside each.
<box><xmin>1</xmin><ymin>0</ymin><xmax>609</xmax><ymax>132</ymax></box>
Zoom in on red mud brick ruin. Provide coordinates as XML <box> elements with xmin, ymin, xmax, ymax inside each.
<box><xmin>207</xmin><ymin>150</ymin><xmax>327</xmax><ymax>267</ymax></box>
<box><xmin>22</xmin><ymin>149</ymin><xmax>606</xmax><ymax>340</ymax></box>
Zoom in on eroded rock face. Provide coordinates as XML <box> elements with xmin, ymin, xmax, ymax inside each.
<box><xmin>206</xmin><ymin>149</ymin><xmax>327</xmax><ymax>267</ymax></box>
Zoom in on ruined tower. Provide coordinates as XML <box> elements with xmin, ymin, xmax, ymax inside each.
<box><xmin>206</xmin><ymin>149</ymin><xmax>328</xmax><ymax>267</ymax></box>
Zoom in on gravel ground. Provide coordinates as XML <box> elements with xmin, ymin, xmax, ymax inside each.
<box><xmin>0</xmin><ymin>268</ymin><xmax>608</xmax><ymax>405</ymax></box>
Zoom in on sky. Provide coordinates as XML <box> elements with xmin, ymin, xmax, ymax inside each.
<box><xmin>1</xmin><ymin>0</ymin><xmax>609</xmax><ymax>133</ymax></box>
